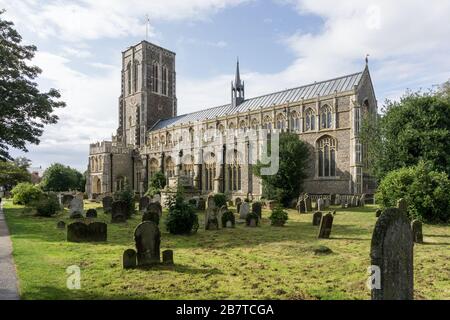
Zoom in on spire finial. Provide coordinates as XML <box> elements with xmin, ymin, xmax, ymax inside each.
<box><xmin>235</xmin><ymin>57</ymin><xmax>241</xmax><ymax>86</ymax></box>
<box><xmin>365</xmin><ymin>53</ymin><xmax>370</xmax><ymax>65</ymax></box>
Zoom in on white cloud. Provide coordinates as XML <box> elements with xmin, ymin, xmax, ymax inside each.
<box><xmin>1</xmin><ymin>0</ymin><xmax>250</xmax><ymax>41</ymax></box>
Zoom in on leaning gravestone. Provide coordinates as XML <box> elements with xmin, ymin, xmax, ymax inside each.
<box><xmin>111</xmin><ymin>200</ymin><xmax>128</xmax><ymax>223</ymax></box>
<box><xmin>69</xmin><ymin>198</ymin><xmax>84</xmax><ymax>219</ymax></box>
<box><xmin>370</xmin><ymin>206</ymin><xmax>414</xmax><ymax>300</ymax></box>
<box><xmin>139</xmin><ymin>196</ymin><xmax>150</xmax><ymax>212</ymax></box>
<box><xmin>102</xmin><ymin>196</ymin><xmax>113</xmax><ymax>214</ymax></box>
<box><xmin>411</xmin><ymin>220</ymin><xmax>423</xmax><ymax>244</ymax></box>
<box><xmin>123</xmin><ymin>249</ymin><xmax>137</xmax><ymax>269</ymax></box>
<box><xmin>86</xmin><ymin>208</ymin><xmax>97</xmax><ymax>218</ymax></box>
<box><xmin>205</xmin><ymin>207</ymin><xmax>219</xmax><ymax>230</ymax></box>
<box><xmin>317</xmin><ymin>213</ymin><xmax>334</xmax><ymax>239</ymax></box>
<box><xmin>239</xmin><ymin>202</ymin><xmax>250</xmax><ymax>219</ymax></box>
<box><xmin>134</xmin><ymin>221</ymin><xmax>161</xmax><ymax>266</ymax></box>
<box><xmin>252</xmin><ymin>202</ymin><xmax>262</xmax><ymax>219</ymax></box>
<box><xmin>312</xmin><ymin>211</ymin><xmax>323</xmax><ymax>226</ymax></box>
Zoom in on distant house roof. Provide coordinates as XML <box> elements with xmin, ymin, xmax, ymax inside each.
<box><xmin>151</xmin><ymin>70</ymin><xmax>364</xmax><ymax>131</ymax></box>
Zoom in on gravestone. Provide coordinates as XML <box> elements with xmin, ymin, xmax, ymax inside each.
<box><xmin>147</xmin><ymin>202</ymin><xmax>162</xmax><ymax>217</ymax></box>
<box><xmin>252</xmin><ymin>202</ymin><xmax>262</xmax><ymax>219</ymax></box>
<box><xmin>205</xmin><ymin>207</ymin><xmax>219</xmax><ymax>230</ymax></box>
<box><xmin>312</xmin><ymin>211</ymin><xmax>323</xmax><ymax>226</ymax></box>
<box><xmin>57</xmin><ymin>221</ymin><xmax>66</xmax><ymax>229</ymax></box>
<box><xmin>134</xmin><ymin>221</ymin><xmax>161</xmax><ymax>266</ymax></box>
<box><xmin>87</xmin><ymin>222</ymin><xmax>107</xmax><ymax>242</ymax></box>
<box><xmin>236</xmin><ymin>202</ymin><xmax>241</xmax><ymax>213</ymax></box>
<box><xmin>139</xmin><ymin>196</ymin><xmax>150</xmax><ymax>212</ymax></box>
<box><xmin>317</xmin><ymin>213</ymin><xmax>334</xmax><ymax>239</ymax></box>
<box><xmin>411</xmin><ymin>220</ymin><xmax>423</xmax><ymax>244</ymax></box>
<box><xmin>142</xmin><ymin>206</ymin><xmax>160</xmax><ymax>225</ymax></box>
<box><xmin>86</xmin><ymin>208</ymin><xmax>97</xmax><ymax>218</ymax></box>
<box><xmin>370</xmin><ymin>207</ymin><xmax>414</xmax><ymax>300</ymax></box>
<box><xmin>207</xmin><ymin>195</ymin><xmax>216</xmax><ymax>210</ymax></box>
<box><xmin>335</xmin><ymin>194</ymin><xmax>341</xmax><ymax>205</ymax></box>
<box><xmin>226</xmin><ymin>221</ymin><xmax>233</xmax><ymax>228</ymax></box>
<box><xmin>67</xmin><ymin>222</ymin><xmax>89</xmax><ymax>242</ymax></box>
<box><xmin>123</xmin><ymin>249</ymin><xmax>137</xmax><ymax>269</ymax></box>
<box><xmin>360</xmin><ymin>194</ymin><xmax>366</xmax><ymax>207</ymax></box>
<box><xmin>111</xmin><ymin>201</ymin><xmax>127</xmax><ymax>223</ymax></box>
<box><xmin>239</xmin><ymin>202</ymin><xmax>250</xmax><ymax>219</ymax></box>
<box><xmin>330</xmin><ymin>194</ymin><xmax>336</xmax><ymax>205</ymax></box>
<box><xmin>69</xmin><ymin>198</ymin><xmax>84</xmax><ymax>219</ymax></box>
<box><xmin>304</xmin><ymin>196</ymin><xmax>312</xmax><ymax>212</ymax></box>
<box><xmin>102</xmin><ymin>196</ymin><xmax>113</xmax><ymax>213</ymax></box>
<box><xmin>62</xmin><ymin>194</ymin><xmax>74</xmax><ymax>207</ymax></box>
<box><xmin>375</xmin><ymin>209</ymin><xmax>382</xmax><ymax>218</ymax></box>
<box><xmin>162</xmin><ymin>250</ymin><xmax>174</xmax><ymax>265</ymax></box>
<box><xmin>397</xmin><ymin>198</ymin><xmax>407</xmax><ymax>214</ymax></box>
<box><xmin>234</xmin><ymin>198</ymin><xmax>242</xmax><ymax>207</ymax></box>
<box><xmin>248</xmin><ymin>218</ymin><xmax>258</xmax><ymax>227</ymax></box>
<box><xmin>217</xmin><ymin>205</ymin><xmax>228</xmax><ymax>228</ymax></box>
<box><xmin>317</xmin><ymin>198</ymin><xmax>325</xmax><ymax>211</ymax></box>
<box><xmin>298</xmin><ymin>200</ymin><xmax>306</xmax><ymax>213</ymax></box>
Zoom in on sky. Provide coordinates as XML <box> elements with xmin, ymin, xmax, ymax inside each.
<box><xmin>2</xmin><ymin>0</ymin><xmax>450</xmax><ymax>172</ymax></box>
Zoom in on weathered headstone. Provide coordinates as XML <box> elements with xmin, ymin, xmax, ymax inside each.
<box><xmin>134</xmin><ymin>221</ymin><xmax>161</xmax><ymax>266</ymax></box>
<box><xmin>252</xmin><ymin>202</ymin><xmax>262</xmax><ymax>218</ymax></box>
<box><xmin>330</xmin><ymin>194</ymin><xmax>336</xmax><ymax>205</ymax></box>
<box><xmin>312</xmin><ymin>211</ymin><xmax>323</xmax><ymax>226</ymax></box>
<box><xmin>102</xmin><ymin>196</ymin><xmax>113</xmax><ymax>213</ymax></box>
<box><xmin>86</xmin><ymin>208</ymin><xmax>97</xmax><ymax>218</ymax></box>
<box><xmin>162</xmin><ymin>250</ymin><xmax>174</xmax><ymax>265</ymax></box>
<box><xmin>123</xmin><ymin>249</ymin><xmax>137</xmax><ymax>269</ymax></box>
<box><xmin>87</xmin><ymin>222</ymin><xmax>107</xmax><ymax>242</ymax></box>
<box><xmin>197</xmin><ymin>198</ymin><xmax>206</xmax><ymax>210</ymax></box>
<box><xmin>317</xmin><ymin>198</ymin><xmax>324</xmax><ymax>211</ymax></box>
<box><xmin>239</xmin><ymin>202</ymin><xmax>250</xmax><ymax>219</ymax></box>
<box><xmin>111</xmin><ymin>200</ymin><xmax>127</xmax><ymax>223</ymax></box>
<box><xmin>370</xmin><ymin>207</ymin><xmax>414</xmax><ymax>300</ymax></box>
<box><xmin>360</xmin><ymin>194</ymin><xmax>366</xmax><ymax>207</ymax></box>
<box><xmin>67</xmin><ymin>222</ymin><xmax>89</xmax><ymax>242</ymax></box>
<box><xmin>57</xmin><ymin>221</ymin><xmax>66</xmax><ymax>229</ymax></box>
<box><xmin>205</xmin><ymin>207</ymin><xmax>219</xmax><ymax>230</ymax></box>
<box><xmin>411</xmin><ymin>220</ymin><xmax>423</xmax><ymax>244</ymax></box>
<box><xmin>304</xmin><ymin>196</ymin><xmax>312</xmax><ymax>212</ymax></box>
<box><xmin>397</xmin><ymin>198</ymin><xmax>407</xmax><ymax>214</ymax></box>
<box><xmin>217</xmin><ymin>205</ymin><xmax>228</xmax><ymax>228</ymax></box>
<box><xmin>335</xmin><ymin>194</ymin><xmax>341</xmax><ymax>205</ymax></box>
<box><xmin>297</xmin><ymin>200</ymin><xmax>306</xmax><ymax>213</ymax></box>
<box><xmin>248</xmin><ymin>218</ymin><xmax>258</xmax><ymax>227</ymax></box>
<box><xmin>69</xmin><ymin>198</ymin><xmax>84</xmax><ymax>219</ymax></box>
<box><xmin>139</xmin><ymin>196</ymin><xmax>150</xmax><ymax>212</ymax></box>
<box><xmin>317</xmin><ymin>213</ymin><xmax>333</xmax><ymax>239</ymax></box>
<box><xmin>226</xmin><ymin>221</ymin><xmax>233</xmax><ymax>228</ymax></box>
<box><xmin>142</xmin><ymin>206</ymin><xmax>160</xmax><ymax>225</ymax></box>
<box><xmin>147</xmin><ymin>202</ymin><xmax>162</xmax><ymax>217</ymax></box>
<box><xmin>234</xmin><ymin>198</ymin><xmax>242</xmax><ymax>207</ymax></box>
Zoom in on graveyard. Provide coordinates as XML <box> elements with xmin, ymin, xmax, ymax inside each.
<box><xmin>2</xmin><ymin>199</ymin><xmax>449</xmax><ymax>300</ymax></box>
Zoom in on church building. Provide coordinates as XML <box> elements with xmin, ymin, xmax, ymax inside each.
<box><xmin>86</xmin><ymin>40</ymin><xmax>377</xmax><ymax>200</ymax></box>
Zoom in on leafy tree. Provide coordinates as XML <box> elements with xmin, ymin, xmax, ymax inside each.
<box><xmin>253</xmin><ymin>133</ymin><xmax>310</xmax><ymax>207</ymax></box>
<box><xmin>361</xmin><ymin>85</ymin><xmax>450</xmax><ymax>180</ymax></box>
<box><xmin>269</xmin><ymin>207</ymin><xmax>289</xmax><ymax>226</ymax></box>
<box><xmin>0</xmin><ymin>10</ymin><xmax>65</xmax><ymax>161</ymax></box>
<box><xmin>145</xmin><ymin>171</ymin><xmax>166</xmax><ymax>197</ymax></box>
<box><xmin>0</xmin><ymin>160</ymin><xmax>31</xmax><ymax>187</ymax></box>
<box><xmin>11</xmin><ymin>182</ymin><xmax>43</xmax><ymax>205</ymax></box>
<box><xmin>13</xmin><ymin>157</ymin><xmax>31</xmax><ymax>169</ymax></box>
<box><xmin>376</xmin><ymin>161</ymin><xmax>450</xmax><ymax>223</ymax></box>
<box><xmin>40</xmin><ymin>163</ymin><xmax>83</xmax><ymax>192</ymax></box>
<box><xmin>114</xmin><ymin>183</ymin><xmax>135</xmax><ymax>216</ymax></box>
<box><xmin>165</xmin><ymin>186</ymin><xmax>198</xmax><ymax>235</ymax></box>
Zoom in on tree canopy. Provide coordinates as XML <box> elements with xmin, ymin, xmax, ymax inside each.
<box><xmin>361</xmin><ymin>81</ymin><xmax>450</xmax><ymax>180</ymax></box>
<box><xmin>40</xmin><ymin>163</ymin><xmax>84</xmax><ymax>192</ymax></box>
<box><xmin>0</xmin><ymin>160</ymin><xmax>31</xmax><ymax>187</ymax></box>
<box><xmin>253</xmin><ymin>132</ymin><xmax>310</xmax><ymax>206</ymax></box>
<box><xmin>0</xmin><ymin>10</ymin><xmax>65</xmax><ymax>161</ymax></box>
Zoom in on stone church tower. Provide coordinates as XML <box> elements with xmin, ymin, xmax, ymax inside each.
<box><xmin>117</xmin><ymin>41</ymin><xmax>177</xmax><ymax>147</ymax></box>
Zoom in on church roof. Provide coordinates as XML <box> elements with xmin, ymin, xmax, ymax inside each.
<box><xmin>151</xmin><ymin>70</ymin><xmax>364</xmax><ymax>131</ymax></box>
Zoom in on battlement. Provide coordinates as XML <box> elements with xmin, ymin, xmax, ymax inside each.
<box><xmin>89</xmin><ymin>141</ymin><xmax>112</xmax><ymax>154</ymax></box>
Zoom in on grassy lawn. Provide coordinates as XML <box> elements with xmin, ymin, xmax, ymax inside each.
<box><xmin>3</xmin><ymin>199</ymin><xmax>449</xmax><ymax>300</ymax></box>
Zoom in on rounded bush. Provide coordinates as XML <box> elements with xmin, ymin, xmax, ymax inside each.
<box><xmin>376</xmin><ymin>161</ymin><xmax>450</xmax><ymax>223</ymax></box>
<box><xmin>34</xmin><ymin>193</ymin><xmax>61</xmax><ymax>217</ymax></box>
<box><xmin>11</xmin><ymin>183</ymin><xmax>44</xmax><ymax>205</ymax></box>
<box><xmin>269</xmin><ymin>207</ymin><xmax>289</xmax><ymax>226</ymax></box>
<box><xmin>213</xmin><ymin>193</ymin><xmax>227</xmax><ymax>208</ymax></box>
<box><xmin>165</xmin><ymin>192</ymin><xmax>198</xmax><ymax>234</ymax></box>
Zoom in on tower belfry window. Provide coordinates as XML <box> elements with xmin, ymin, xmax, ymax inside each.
<box><xmin>152</xmin><ymin>63</ymin><xmax>159</xmax><ymax>93</ymax></box>
<box><xmin>162</xmin><ymin>66</ymin><xmax>168</xmax><ymax>96</ymax></box>
<box><xmin>133</xmin><ymin>61</ymin><xmax>139</xmax><ymax>93</ymax></box>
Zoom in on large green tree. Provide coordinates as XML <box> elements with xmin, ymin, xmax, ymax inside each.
<box><xmin>253</xmin><ymin>132</ymin><xmax>310</xmax><ymax>206</ymax></box>
<box><xmin>0</xmin><ymin>160</ymin><xmax>31</xmax><ymax>187</ymax></box>
<box><xmin>361</xmin><ymin>82</ymin><xmax>450</xmax><ymax>180</ymax></box>
<box><xmin>0</xmin><ymin>10</ymin><xmax>65</xmax><ymax>161</ymax></box>
<box><xmin>40</xmin><ymin>163</ymin><xmax>83</xmax><ymax>192</ymax></box>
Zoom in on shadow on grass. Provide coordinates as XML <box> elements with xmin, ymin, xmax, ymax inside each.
<box><xmin>132</xmin><ymin>263</ymin><xmax>223</xmax><ymax>276</ymax></box>
<box><xmin>421</xmin><ymin>241</ymin><xmax>450</xmax><ymax>246</ymax></box>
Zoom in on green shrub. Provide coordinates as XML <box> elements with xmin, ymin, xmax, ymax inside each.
<box><xmin>269</xmin><ymin>207</ymin><xmax>289</xmax><ymax>226</ymax></box>
<box><xmin>11</xmin><ymin>182</ymin><xmax>44</xmax><ymax>205</ymax></box>
<box><xmin>165</xmin><ymin>188</ymin><xmax>198</xmax><ymax>234</ymax></box>
<box><xmin>245</xmin><ymin>212</ymin><xmax>260</xmax><ymax>226</ymax></box>
<box><xmin>146</xmin><ymin>171</ymin><xmax>166</xmax><ymax>197</ymax></box>
<box><xmin>376</xmin><ymin>161</ymin><xmax>450</xmax><ymax>223</ymax></box>
<box><xmin>221</xmin><ymin>210</ymin><xmax>235</xmax><ymax>227</ymax></box>
<box><xmin>213</xmin><ymin>193</ymin><xmax>227</xmax><ymax>208</ymax></box>
<box><xmin>114</xmin><ymin>184</ymin><xmax>135</xmax><ymax>216</ymax></box>
<box><xmin>34</xmin><ymin>193</ymin><xmax>61</xmax><ymax>217</ymax></box>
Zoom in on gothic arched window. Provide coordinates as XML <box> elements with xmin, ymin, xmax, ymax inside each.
<box><xmin>165</xmin><ymin>157</ymin><xmax>175</xmax><ymax>178</ymax></box>
<box><xmin>320</xmin><ymin>105</ymin><xmax>332</xmax><ymax>129</ymax></box>
<box><xmin>262</xmin><ymin>115</ymin><xmax>272</xmax><ymax>130</ymax></box>
<box><xmin>251</xmin><ymin>118</ymin><xmax>259</xmax><ymax>131</ymax></box>
<box><xmin>182</xmin><ymin>155</ymin><xmax>194</xmax><ymax>177</ymax></box>
<box><xmin>276</xmin><ymin>113</ymin><xmax>286</xmax><ymax>130</ymax></box>
<box><xmin>149</xmin><ymin>158</ymin><xmax>159</xmax><ymax>178</ymax></box>
<box><xmin>161</xmin><ymin>66</ymin><xmax>168</xmax><ymax>95</ymax></box>
<box><xmin>239</xmin><ymin>120</ymin><xmax>247</xmax><ymax>132</ymax></box>
<box><xmin>227</xmin><ymin>150</ymin><xmax>242</xmax><ymax>191</ymax></box>
<box><xmin>204</xmin><ymin>153</ymin><xmax>216</xmax><ymax>191</ymax></box>
<box><xmin>290</xmin><ymin>111</ymin><xmax>300</xmax><ymax>131</ymax></box>
<box><xmin>152</xmin><ymin>63</ymin><xmax>159</xmax><ymax>93</ymax></box>
<box><xmin>133</xmin><ymin>61</ymin><xmax>139</xmax><ymax>93</ymax></box>
<box><xmin>317</xmin><ymin>136</ymin><xmax>337</xmax><ymax>177</ymax></box>
<box><xmin>305</xmin><ymin>108</ymin><xmax>315</xmax><ymax>131</ymax></box>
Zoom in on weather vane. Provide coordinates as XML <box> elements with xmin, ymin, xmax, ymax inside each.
<box><xmin>365</xmin><ymin>54</ymin><xmax>370</xmax><ymax>65</ymax></box>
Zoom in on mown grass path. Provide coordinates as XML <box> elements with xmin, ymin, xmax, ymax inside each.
<box><xmin>3</xmin><ymin>200</ymin><xmax>449</xmax><ymax>300</ymax></box>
